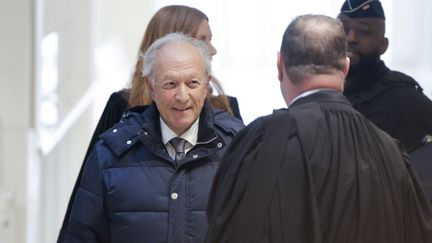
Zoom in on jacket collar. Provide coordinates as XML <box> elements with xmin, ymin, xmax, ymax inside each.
<box><xmin>100</xmin><ymin>100</ymin><xmax>219</xmax><ymax>157</ymax></box>
<box><xmin>140</xmin><ymin>100</ymin><xmax>218</xmax><ymax>143</ymax></box>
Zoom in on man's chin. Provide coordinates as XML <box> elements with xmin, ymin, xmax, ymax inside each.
<box><xmin>347</xmin><ymin>54</ymin><xmax>359</xmax><ymax>66</ymax></box>
<box><xmin>348</xmin><ymin>64</ymin><xmax>362</xmax><ymax>77</ymax></box>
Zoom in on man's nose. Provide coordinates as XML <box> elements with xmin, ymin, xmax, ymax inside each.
<box><xmin>175</xmin><ymin>85</ymin><xmax>189</xmax><ymax>102</ymax></box>
<box><xmin>346</xmin><ymin>30</ymin><xmax>357</xmax><ymax>44</ymax></box>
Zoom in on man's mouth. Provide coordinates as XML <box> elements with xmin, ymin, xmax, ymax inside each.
<box><xmin>347</xmin><ymin>47</ymin><xmax>359</xmax><ymax>56</ymax></box>
<box><xmin>173</xmin><ymin>107</ymin><xmax>190</xmax><ymax>112</ymax></box>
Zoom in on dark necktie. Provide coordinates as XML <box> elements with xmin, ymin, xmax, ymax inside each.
<box><xmin>169</xmin><ymin>137</ymin><xmax>186</xmax><ymax>162</ymax></box>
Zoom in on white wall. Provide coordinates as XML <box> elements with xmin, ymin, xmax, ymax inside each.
<box><xmin>388</xmin><ymin>0</ymin><xmax>432</xmax><ymax>97</ymax></box>
<box><xmin>25</xmin><ymin>0</ymin><xmax>95</xmax><ymax>242</ymax></box>
<box><xmin>0</xmin><ymin>0</ymin><xmax>32</xmax><ymax>242</ymax></box>
<box><xmin>32</xmin><ymin>1</ymin><xmax>152</xmax><ymax>242</ymax></box>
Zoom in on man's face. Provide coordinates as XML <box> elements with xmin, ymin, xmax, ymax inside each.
<box><xmin>149</xmin><ymin>42</ymin><xmax>209</xmax><ymax>135</ymax></box>
<box><xmin>338</xmin><ymin>14</ymin><xmax>388</xmax><ymax>73</ymax></box>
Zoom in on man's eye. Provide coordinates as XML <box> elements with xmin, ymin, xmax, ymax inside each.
<box><xmin>358</xmin><ymin>29</ymin><xmax>370</xmax><ymax>36</ymax></box>
<box><xmin>188</xmin><ymin>80</ymin><xmax>201</xmax><ymax>88</ymax></box>
<box><xmin>163</xmin><ymin>81</ymin><xmax>177</xmax><ymax>89</ymax></box>
<box><xmin>343</xmin><ymin>27</ymin><xmax>350</xmax><ymax>34</ymax></box>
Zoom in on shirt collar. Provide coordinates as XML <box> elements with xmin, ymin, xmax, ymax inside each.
<box><xmin>160</xmin><ymin>118</ymin><xmax>199</xmax><ymax>147</ymax></box>
<box><xmin>289</xmin><ymin>88</ymin><xmax>335</xmax><ymax>107</ymax></box>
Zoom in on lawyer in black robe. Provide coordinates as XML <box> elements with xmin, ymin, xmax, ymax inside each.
<box><xmin>206</xmin><ymin>14</ymin><xmax>432</xmax><ymax>243</ymax></box>
<box><xmin>206</xmin><ymin>91</ymin><xmax>432</xmax><ymax>243</ymax></box>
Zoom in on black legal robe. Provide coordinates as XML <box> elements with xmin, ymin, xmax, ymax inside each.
<box><xmin>206</xmin><ymin>90</ymin><xmax>432</xmax><ymax>243</ymax></box>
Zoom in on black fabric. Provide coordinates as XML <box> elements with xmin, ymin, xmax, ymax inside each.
<box><xmin>206</xmin><ymin>90</ymin><xmax>432</xmax><ymax>243</ymax></box>
<box><xmin>228</xmin><ymin>96</ymin><xmax>243</xmax><ymax>121</ymax></box>
<box><xmin>409</xmin><ymin>142</ymin><xmax>432</xmax><ymax>201</ymax></box>
<box><xmin>85</xmin><ymin>90</ymin><xmax>130</xmax><ymax>162</ymax></box>
<box><xmin>341</xmin><ymin>0</ymin><xmax>385</xmax><ymax>19</ymax></box>
<box><xmin>206</xmin><ymin>110</ymin><xmax>297</xmax><ymax>243</ymax></box>
<box><xmin>343</xmin><ymin>61</ymin><xmax>432</xmax><ymax>152</ymax></box>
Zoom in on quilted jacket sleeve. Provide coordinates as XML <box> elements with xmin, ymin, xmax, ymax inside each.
<box><xmin>62</xmin><ymin>145</ymin><xmax>110</xmax><ymax>243</ymax></box>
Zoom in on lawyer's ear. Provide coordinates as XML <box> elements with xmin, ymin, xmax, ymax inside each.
<box><xmin>277</xmin><ymin>52</ymin><xmax>284</xmax><ymax>82</ymax></box>
<box><xmin>342</xmin><ymin>56</ymin><xmax>350</xmax><ymax>77</ymax></box>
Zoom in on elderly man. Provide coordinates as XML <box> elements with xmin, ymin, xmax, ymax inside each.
<box><xmin>62</xmin><ymin>33</ymin><xmax>244</xmax><ymax>243</ymax></box>
<box><xmin>205</xmin><ymin>14</ymin><xmax>432</xmax><ymax>243</ymax></box>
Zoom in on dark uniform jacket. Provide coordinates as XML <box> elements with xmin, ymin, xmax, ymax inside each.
<box><xmin>61</xmin><ymin>102</ymin><xmax>244</xmax><ymax>243</ymax></box>
<box><xmin>206</xmin><ymin>90</ymin><xmax>432</xmax><ymax>243</ymax></box>
<box><xmin>343</xmin><ymin>60</ymin><xmax>432</xmax><ymax>152</ymax></box>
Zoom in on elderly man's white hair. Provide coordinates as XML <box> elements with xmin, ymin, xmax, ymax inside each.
<box><xmin>141</xmin><ymin>32</ymin><xmax>213</xmax><ymax>84</ymax></box>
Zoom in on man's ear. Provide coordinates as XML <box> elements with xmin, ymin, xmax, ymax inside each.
<box><xmin>277</xmin><ymin>52</ymin><xmax>284</xmax><ymax>82</ymax></box>
<box><xmin>145</xmin><ymin>76</ymin><xmax>154</xmax><ymax>96</ymax></box>
<box><xmin>379</xmin><ymin>37</ymin><xmax>389</xmax><ymax>55</ymax></box>
<box><xmin>342</xmin><ymin>56</ymin><xmax>350</xmax><ymax>77</ymax></box>
<box><xmin>207</xmin><ymin>75</ymin><xmax>212</xmax><ymax>86</ymax></box>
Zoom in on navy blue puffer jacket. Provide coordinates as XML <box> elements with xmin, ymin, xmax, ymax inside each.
<box><xmin>63</xmin><ymin>102</ymin><xmax>244</xmax><ymax>243</ymax></box>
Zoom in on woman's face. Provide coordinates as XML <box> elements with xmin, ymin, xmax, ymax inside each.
<box><xmin>195</xmin><ymin>20</ymin><xmax>217</xmax><ymax>57</ymax></box>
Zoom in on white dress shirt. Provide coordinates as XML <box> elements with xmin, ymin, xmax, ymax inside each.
<box><xmin>289</xmin><ymin>88</ymin><xmax>336</xmax><ymax>108</ymax></box>
<box><xmin>160</xmin><ymin>118</ymin><xmax>199</xmax><ymax>160</ymax></box>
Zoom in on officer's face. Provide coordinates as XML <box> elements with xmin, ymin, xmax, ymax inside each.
<box><xmin>338</xmin><ymin>14</ymin><xmax>388</xmax><ymax>67</ymax></box>
<box><xmin>149</xmin><ymin>42</ymin><xmax>209</xmax><ymax>135</ymax></box>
